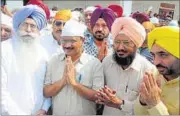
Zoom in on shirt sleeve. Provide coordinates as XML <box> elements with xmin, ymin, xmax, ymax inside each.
<box><xmin>44</xmin><ymin>59</ymin><xmax>52</xmax><ymax>85</ymax></box>
<box><xmin>41</xmin><ymin>98</ymin><xmax>52</xmax><ymax>112</ymax></box>
<box><xmin>1</xmin><ymin>62</ymin><xmax>9</xmax><ymax>114</ymax></box>
<box><xmin>147</xmin><ymin>101</ymin><xmax>169</xmax><ymax>115</ymax></box>
<box><xmin>91</xmin><ymin>60</ymin><xmax>104</xmax><ymax>91</ymax></box>
<box><xmin>1</xmin><ymin>59</ymin><xmax>24</xmax><ymax>115</ymax></box>
<box><xmin>134</xmin><ymin>97</ymin><xmax>149</xmax><ymax>115</ymax></box>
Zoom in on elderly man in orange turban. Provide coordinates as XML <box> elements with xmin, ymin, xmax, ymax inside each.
<box><xmin>40</xmin><ymin>9</ymin><xmax>72</xmax><ymax>58</ymax></box>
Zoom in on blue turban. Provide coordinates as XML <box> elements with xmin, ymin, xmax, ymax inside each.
<box><xmin>13</xmin><ymin>5</ymin><xmax>47</xmax><ymax>32</ymax></box>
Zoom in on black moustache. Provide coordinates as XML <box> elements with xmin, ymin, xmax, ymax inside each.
<box><xmin>156</xmin><ymin>64</ymin><xmax>167</xmax><ymax>69</ymax></box>
<box><xmin>64</xmin><ymin>47</ymin><xmax>73</xmax><ymax>49</ymax></box>
<box><xmin>116</xmin><ymin>50</ymin><xmax>127</xmax><ymax>53</ymax></box>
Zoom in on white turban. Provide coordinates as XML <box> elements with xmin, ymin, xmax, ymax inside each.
<box><xmin>84</xmin><ymin>6</ymin><xmax>96</xmax><ymax>13</ymax></box>
<box><xmin>1</xmin><ymin>13</ymin><xmax>12</xmax><ymax>28</ymax></box>
<box><xmin>61</xmin><ymin>19</ymin><xmax>86</xmax><ymax>38</ymax></box>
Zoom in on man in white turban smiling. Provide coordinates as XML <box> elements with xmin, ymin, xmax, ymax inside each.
<box><xmin>43</xmin><ymin>19</ymin><xmax>104</xmax><ymax>115</ymax></box>
<box><xmin>1</xmin><ymin>5</ymin><xmax>51</xmax><ymax>115</ymax></box>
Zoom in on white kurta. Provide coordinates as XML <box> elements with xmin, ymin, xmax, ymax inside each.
<box><xmin>44</xmin><ymin>53</ymin><xmax>104</xmax><ymax>115</ymax></box>
<box><xmin>1</xmin><ymin>37</ymin><xmax>51</xmax><ymax>115</ymax></box>
<box><xmin>40</xmin><ymin>33</ymin><xmax>64</xmax><ymax>59</ymax></box>
<box><xmin>102</xmin><ymin>53</ymin><xmax>158</xmax><ymax>115</ymax></box>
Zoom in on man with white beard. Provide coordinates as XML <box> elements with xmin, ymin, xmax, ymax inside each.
<box><xmin>1</xmin><ymin>5</ymin><xmax>51</xmax><ymax>115</ymax></box>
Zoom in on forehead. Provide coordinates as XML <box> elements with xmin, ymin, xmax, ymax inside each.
<box><xmin>95</xmin><ymin>18</ymin><xmax>106</xmax><ymax>24</ymax></box>
<box><xmin>1</xmin><ymin>24</ymin><xmax>12</xmax><ymax>29</ymax></box>
<box><xmin>85</xmin><ymin>11</ymin><xmax>93</xmax><ymax>15</ymax></box>
<box><xmin>61</xmin><ymin>36</ymin><xmax>81</xmax><ymax>40</ymax></box>
<box><xmin>23</xmin><ymin>18</ymin><xmax>37</xmax><ymax>25</ymax></box>
<box><xmin>151</xmin><ymin>44</ymin><xmax>169</xmax><ymax>54</ymax></box>
<box><xmin>114</xmin><ymin>33</ymin><xmax>131</xmax><ymax>41</ymax></box>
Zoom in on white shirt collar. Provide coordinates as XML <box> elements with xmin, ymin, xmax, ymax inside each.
<box><xmin>110</xmin><ymin>53</ymin><xmax>141</xmax><ymax>71</ymax></box>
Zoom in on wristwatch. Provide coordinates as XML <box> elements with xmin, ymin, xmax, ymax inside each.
<box><xmin>119</xmin><ymin>100</ymin><xmax>125</xmax><ymax>110</ymax></box>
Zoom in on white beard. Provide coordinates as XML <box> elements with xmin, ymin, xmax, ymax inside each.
<box><xmin>15</xmin><ymin>31</ymin><xmax>41</xmax><ymax>75</ymax></box>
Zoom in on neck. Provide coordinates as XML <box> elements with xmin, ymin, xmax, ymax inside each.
<box><xmin>52</xmin><ymin>32</ymin><xmax>58</xmax><ymax>41</ymax></box>
<box><xmin>164</xmin><ymin>74</ymin><xmax>179</xmax><ymax>81</ymax></box>
<box><xmin>94</xmin><ymin>39</ymin><xmax>103</xmax><ymax>47</ymax></box>
<box><xmin>70</xmin><ymin>52</ymin><xmax>83</xmax><ymax>62</ymax></box>
<box><xmin>121</xmin><ymin>65</ymin><xmax>130</xmax><ymax>70</ymax></box>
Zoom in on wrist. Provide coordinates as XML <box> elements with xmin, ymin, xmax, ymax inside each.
<box><xmin>71</xmin><ymin>81</ymin><xmax>79</xmax><ymax>88</ymax></box>
<box><xmin>115</xmin><ymin>99</ymin><xmax>124</xmax><ymax>110</ymax></box>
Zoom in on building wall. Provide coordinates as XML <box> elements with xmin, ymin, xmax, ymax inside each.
<box><xmin>132</xmin><ymin>1</ymin><xmax>179</xmax><ymax>19</ymax></box>
<box><xmin>43</xmin><ymin>0</ymin><xmax>122</xmax><ymax>9</ymax></box>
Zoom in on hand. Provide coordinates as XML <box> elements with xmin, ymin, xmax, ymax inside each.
<box><xmin>139</xmin><ymin>72</ymin><xmax>162</xmax><ymax>108</ymax></box>
<box><xmin>65</xmin><ymin>56</ymin><xmax>77</xmax><ymax>86</ymax></box>
<box><xmin>95</xmin><ymin>86</ymin><xmax>122</xmax><ymax>109</ymax></box>
<box><xmin>98</xmin><ymin>41</ymin><xmax>108</xmax><ymax>61</ymax></box>
<box><xmin>35</xmin><ymin>109</ymin><xmax>46</xmax><ymax>116</ymax></box>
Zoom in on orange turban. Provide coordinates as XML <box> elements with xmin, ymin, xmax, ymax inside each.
<box><xmin>54</xmin><ymin>9</ymin><xmax>72</xmax><ymax>22</ymax></box>
<box><xmin>142</xmin><ymin>21</ymin><xmax>155</xmax><ymax>30</ymax></box>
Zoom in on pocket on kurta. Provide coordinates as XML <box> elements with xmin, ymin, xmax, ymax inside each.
<box><xmin>127</xmin><ymin>89</ymin><xmax>139</xmax><ymax>101</ymax></box>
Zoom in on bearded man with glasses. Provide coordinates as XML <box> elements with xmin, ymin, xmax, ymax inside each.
<box><xmin>95</xmin><ymin>17</ymin><xmax>158</xmax><ymax>115</ymax></box>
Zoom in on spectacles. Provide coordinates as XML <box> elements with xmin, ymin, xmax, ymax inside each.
<box><xmin>54</xmin><ymin>21</ymin><xmax>65</xmax><ymax>26</ymax></box>
<box><xmin>20</xmin><ymin>22</ymin><xmax>38</xmax><ymax>30</ymax></box>
<box><xmin>114</xmin><ymin>40</ymin><xmax>135</xmax><ymax>47</ymax></box>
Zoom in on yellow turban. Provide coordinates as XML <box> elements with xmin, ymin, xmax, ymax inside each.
<box><xmin>54</xmin><ymin>9</ymin><xmax>72</xmax><ymax>22</ymax></box>
<box><xmin>148</xmin><ymin>26</ymin><xmax>179</xmax><ymax>58</ymax></box>
<box><xmin>142</xmin><ymin>21</ymin><xmax>155</xmax><ymax>30</ymax></box>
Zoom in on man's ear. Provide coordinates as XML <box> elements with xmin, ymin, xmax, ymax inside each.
<box><xmin>81</xmin><ymin>37</ymin><xmax>85</xmax><ymax>43</ymax></box>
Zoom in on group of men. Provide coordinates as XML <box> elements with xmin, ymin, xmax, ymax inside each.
<box><xmin>1</xmin><ymin>1</ymin><xmax>179</xmax><ymax>115</ymax></box>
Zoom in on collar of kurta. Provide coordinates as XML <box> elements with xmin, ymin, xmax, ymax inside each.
<box><xmin>58</xmin><ymin>52</ymin><xmax>87</xmax><ymax>65</ymax></box>
<box><xmin>165</xmin><ymin>76</ymin><xmax>180</xmax><ymax>85</ymax></box>
<box><xmin>111</xmin><ymin>53</ymin><xmax>141</xmax><ymax>72</ymax></box>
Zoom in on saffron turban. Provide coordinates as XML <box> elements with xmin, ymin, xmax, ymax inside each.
<box><xmin>108</xmin><ymin>4</ymin><xmax>123</xmax><ymax>17</ymax></box>
<box><xmin>132</xmin><ymin>12</ymin><xmax>150</xmax><ymax>24</ymax></box>
<box><xmin>111</xmin><ymin>17</ymin><xmax>146</xmax><ymax>48</ymax></box>
<box><xmin>27</xmin><ymin>0</ymin><xmax>50</xmax><ymax>20</ymax></box>
<box><xmin>13</xmin><ymin>5</ymin><xmax>47</xmax><ymax>32</ymax></box>
<box><xmin>90</xmin><ymin>8</ymin><xmax>116</xmax><ymax>31</ymax></box>
<box><xmin>54</xmin><ymin>9</ymin><xmax>72</xmax><ymax>22</ymax></box>
<box><xmin>1</xmin><ymin>13</ymin><xmax>12</xmax><ymax>28</ymax></box>
<box><xmin>142</xmin><ymin>21</ymin><xmax>155</xmax><ymax>30</ymax></box>
<box><xmin>148</xmin><ymin>26</ymin><xmax>179</xmax><ymax>58</ymax></box>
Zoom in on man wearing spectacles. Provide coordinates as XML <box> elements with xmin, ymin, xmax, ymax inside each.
<box><xmin>40</xmin><ymin>9</ymin><xmax>72</xmax><ymax>58</ymax></box>
<box><xmin>1</xmin><ymin>5</ymin><xmax>51</xmax><ymax>115</ymax></box>
<box><xmin>43</xmin><ymin>20</ymin><xmax>104</xmax><ymax>115</ymax></box>
<box><xmin>95</xmin><ymin>17</ymin><xmax>158</xmax><ymax>115</ymax></box>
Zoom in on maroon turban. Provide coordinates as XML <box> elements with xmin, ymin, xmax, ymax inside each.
<box><xmin>108</xmin><ymin>4</ymin><xmax>123</xmax><ymax>17</ymax></box>
<box><xmin>94</xmin><ymin>5</ymin><xmax>102</xmax><ymax>8</ymax></box>
<box><xmin>27</xmin><ymin>0</ymin><xmax>50</xmax><ymax>20</ymax></box>
<box><xmin>131</xmin><ymin>12</ymin><xmax>150</xmax><ymax>24</ymax></box>
<box><xmin>90</xmin><ymin>8</ymin><xmax>116</xmax><ymax>31</ymax></box>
